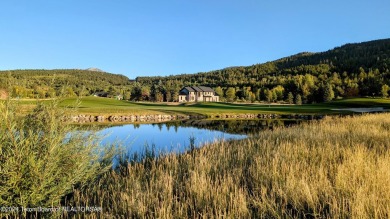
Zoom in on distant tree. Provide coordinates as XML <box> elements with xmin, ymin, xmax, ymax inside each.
<box><xmin>344</xmin><ymin>83</ymin><xmax>360</xmax><ymax>97</ymax></box>
<box><xmin>301</xmin><ymin>84</ymin><xmax>311</xmax><ymax>103</ymax></box>
<box><xmin>272</xmin><ymin>85</ymin><xmax>285</xmax><ymax>101</ymax></box>
<box><xmin>334</xmin><ymin>86</ymin><xmax>345</xmax><ymax>98</ymax></box>
<box><xmin>381</xmin><ymin>84</ymin><xmax>390</xmax><ymax>98</ymax></box>
<box><xmin>155</xmin><ymin>91</ymin><xmax>164</xmax><ymax>102</ymax></box>
<box><xmin>123</xmin><ymin>90</ymin><xmax>131</xmax><ymax>100</ymax></box>
<box><xmin>272</xmin><ymin>90</ymin><xmax>277</xmax><ymax>102</ymax></box>
<box><xmin>107</xmin><ymin>86</ymin><xmax>116</xmax><ymax>96</ymax></box>
<box><xmin>265</xmin><ymin>89</ymin><xmax>273</xmax><ymax>102</ymax></box>
<box><xmin>287</xmin><ymin>92</ymin><xmax>294</xmax><ymax>104</ymax></box>
<box><xmin>255</xmin><ymin>88</ymin><xmax>261</xmax><ymax>101</ymax></box>
<box><xmin>295</xmin><ymin>94</ymin><xmax>302</xmax><ymax>105</ymax></box>
<box><xmin>243</xmin><ymin>87</ymin><xmax>252</xmax><ymax>101</ymax></box>
<box><xmin>214</xmin><ymin>86</ymin><xmax>223</xmax><ymax>98</ymax></box>
<box><xmin>250</xmin><ymin>93</ymin><xmax>256</xmax><ymax>103</ymax></box>
<box><xmin>225</xmin><ymin>87</ymin><xmax>236</xmax><ymax>102</ymax></box>
<box><xmin>171</xmin><ymin>90</ymin><xmax>179</xmax><ymax>102</ymax></box>
<box><xmin>359</xmin><ymin>73</ymin><xmax>381</xmax><ymax>96</ymax></box>
<box><xmin>131</xmin><ymin>86</ymin><xmax>142</xmax><ymax>100</ymax></box>
<box><xmin>323</xmin><ymin>83</ymin><xmax>335</xmax><ymax>102</ymax></box>
<box><xmin>141</xmin><ymin>86</ymin><xmax>151</xmax><ymax>101</ymax></box>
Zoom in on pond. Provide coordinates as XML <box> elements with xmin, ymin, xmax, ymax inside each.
<box><xmin>98</xmin><ymin>123</ymin><xmax>246</xmax><ymax>157</ymax></box>
<box><xmin>96</xmin><ymin>119</ymin><xmax>304</xmax><ymax>157</ymax></box>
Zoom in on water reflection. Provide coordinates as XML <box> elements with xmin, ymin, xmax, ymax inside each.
<box><xmin>161</xmin><ymin>119</ymin><xmax>304</xmax><ymax>135</ymax></box>
<box><xmin>73</xmin><ymin>119</ymin><xmax>311</xmax><ymax>161</ymax></box>
<box><xmin>98</xmin><ymin>122</ymin><xmax>247</xmax><ymax>156</ymax></box>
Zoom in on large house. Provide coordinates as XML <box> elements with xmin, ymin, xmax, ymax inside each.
<box><xmin>178</xmin><ymin>86</ymin><xmax>219</xmax><ymax>102</ymax></box>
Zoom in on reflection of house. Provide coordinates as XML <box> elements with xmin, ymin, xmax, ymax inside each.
<box><xmin>178</xmin><ymin>86</ymin><xmax>219</xmax><ymax>102</ymax></box>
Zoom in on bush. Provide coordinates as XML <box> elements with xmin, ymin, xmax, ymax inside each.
<box><xmin>0</xmin><ymin>99</ymin><xmax>114</xmax><ymax>216</ymax></box>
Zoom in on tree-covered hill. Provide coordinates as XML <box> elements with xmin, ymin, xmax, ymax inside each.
<box><xmin>1</xmin><ymin>38</ymin><xmax>389</xmax><ymax>102</ymax></box>
<box><xmin>135</xmin><ymin>38</ymin><xmax>390</xmax><ymax>103</ymax></box>
<box><xmin>0</xmin><ymin>69</ymin><xmax>131</xmax><ymax>98</ymax></box>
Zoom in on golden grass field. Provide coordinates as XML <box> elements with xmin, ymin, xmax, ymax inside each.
<box><xmin>65</xmin><ymin>113</ymin><xmax>390</xmax><ymax>218</ymax></box>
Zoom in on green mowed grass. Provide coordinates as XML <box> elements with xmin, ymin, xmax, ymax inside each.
<box><xmin>56</xmin><ymin>96</ymin><xmax>390</xmax><ymax>116</ymax></box>
<box><xmin>8</xmin><ymin>96</ymin><xmax>390</xmax><ymax>116</ymax></box>
<box><xmin>57</xmin><ymin>97</ymin><xmax>331</xmax><ymax>115</ymax></box>
<box><xmin>326</xmin><ymin>97</ymin><xmax>390</xmax><ymax>107</ymax></box>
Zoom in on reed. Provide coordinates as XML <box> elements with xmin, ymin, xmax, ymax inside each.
<box><xmin>67</xmin><ymin>113</ymin><xmax>390</xmax><ymax>218</ymax></box>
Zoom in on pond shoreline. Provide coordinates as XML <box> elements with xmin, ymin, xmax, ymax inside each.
<box><xmin>63</xmin><ymin>113</ymin><xmax>326</xmax><ymax>123</ymax></box>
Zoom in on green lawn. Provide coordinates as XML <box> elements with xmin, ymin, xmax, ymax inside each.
<box><xmin>7</xmin><ymin>96</ymin><xmax>390</xmax><ymax>117</ymax></box>
<box><xmin>55</xmin><ymin>96</ymin><xmax>390</xmax><ymax>116</ymax></box>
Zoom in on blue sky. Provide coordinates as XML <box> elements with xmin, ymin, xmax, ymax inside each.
<box><xmin>0</xmin><ymin>0</ymin><xmax>389</xmax><ymax>78</ymax></box>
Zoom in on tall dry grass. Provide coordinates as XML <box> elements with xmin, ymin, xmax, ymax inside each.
<box><xmin>66</xmin><ymin>113</ymin><xmax>390</xmax><ymax>218</ymax></box>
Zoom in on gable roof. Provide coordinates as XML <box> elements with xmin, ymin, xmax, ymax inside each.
<box><xmin>183</xmin><ymin>86</ymin><xmax>195</xmax><ymax>92</ymax></box>
<box><xmin>198</xmin><ymin>86</ymin><xmax>214</xmax><ymax>92</ymax></box>
<box><xmin>181</xmin><ymin>86</ymin><xmax>215</xmax><ymax>93</ymax></box>
<box><xmin>192</xmin><ymin>86</ymin><xmax>203</xmax><ymax>92</ymax></box>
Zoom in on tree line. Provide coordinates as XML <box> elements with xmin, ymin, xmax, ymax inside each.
<box><xmin>0</xmin><ymin>69</ymin><xmax>131</xmax><ymax>99</ymax></box>
<box><xmin>1</xmin><ymin>38</ymin><xmax>389</xmax><ymax>103</ymax></box>
<box><xmin>135</xmin><ymin>38</ymin><xmax>390</xmax><ymax>103</ymax></box>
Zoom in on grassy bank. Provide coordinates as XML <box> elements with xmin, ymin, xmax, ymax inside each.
<box><xmin>63</xmin><ymin>113</ymin><xmax>390</xmax><ymax>218</ymax></box>
<box><xmin>13</xmin><ymin>96</ymin><xmax>390</xmax><ymax>117</ymax></box>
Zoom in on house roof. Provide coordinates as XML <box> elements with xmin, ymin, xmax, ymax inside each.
<box><xmin>192</xmin><ymin>86</ymin><xmax>203</xmax><ymax>92</ymax></box>
<box><xmin>182</xmin><ymin>86</ymin><xmax>215</xmax><ymax>93</ymax></box>
<box><xmin>198</xmin><ymin>86</ymin><xmax>214</xmax><ymax>92</ymax></box>
<box><xmin>184</xmin><ymin>86</ymin><xmax>195</xmax><ymax>92</ymax></box>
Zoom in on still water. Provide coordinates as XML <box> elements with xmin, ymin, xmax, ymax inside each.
<box><xmin>98</xmin><ymin>123</ymin><xmax>246</xmax><ymax>156</ymax></box>
<box><xmin>96</xmin><ymin>119</ymin><xmax>302</xmax><ymax>156</ymax></box>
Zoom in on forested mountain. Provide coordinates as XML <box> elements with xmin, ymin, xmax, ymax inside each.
<box><xmin>1</xmin><ymin>39</ymin><xmax>390</xmax><ymax>102</ymax></box>
<box><xmin>135</xmin><ymin>38</ymin><xmax>390</xmax><ymax>103</ymax></box>
<box><xmin>0</xmin><ymin>69</ymin><xmax>131</xmax><ymax>98</ymax></box>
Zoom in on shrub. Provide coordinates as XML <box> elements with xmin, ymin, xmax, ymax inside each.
<box><xmin>0</xmin><ymin>99</ymin><xmax>114</xmax><ymax>216</ymax></box>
